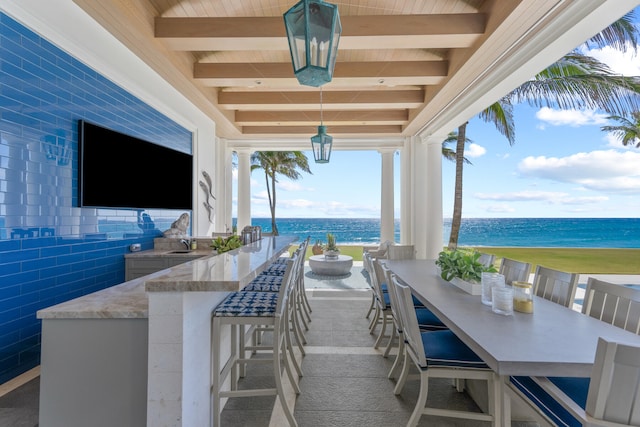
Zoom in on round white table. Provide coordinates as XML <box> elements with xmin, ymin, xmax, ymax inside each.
<box><xmin>308</xmin><ymin>254</ymin><xmax>353</xmax><ymax>276</ymax></box>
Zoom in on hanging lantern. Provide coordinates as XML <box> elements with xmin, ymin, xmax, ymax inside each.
<box><xmin>311</xmin><ymin>125</ymin><xmax>332</xmax><ymax>163</ymax></box>
<box><xmin>283</xmin><ymin>0</ymin><xmax>341</xmax><ymax>87</ymax></box>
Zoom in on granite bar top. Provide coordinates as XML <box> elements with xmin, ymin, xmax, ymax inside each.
<box><xmin>37</xmin><ymin>235</ymin><xmax>296</xmax><ymax>320</ymax></box>
<box><xmin>145</xmin><ymin>235</ymin><xmax>296</xmax><ymax>292</ymax></box>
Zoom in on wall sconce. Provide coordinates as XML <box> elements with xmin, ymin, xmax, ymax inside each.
<box><xmin>283</xmin><ymin>0</ymin><xmax>341</xmax><ymax>87</ymax></box>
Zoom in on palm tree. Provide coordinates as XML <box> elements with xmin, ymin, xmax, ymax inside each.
<box><xmin>601</xmin><ymin>111</ymin><xmax>640</xmax><ymax>147</ymax></box>
<box><xmin>445</xmin><ymin>11</ymin><xmax>640</xmax><ymax>249</ymax></box>
<box><xmin>447</xmin><ymin>101</ymin><xmax>515</xmax><ymax>250</ymax></box>
<box><xmin>250</xmin><ymin>151</ymin><xmax>312</xmax><ymax>235</ymax></box>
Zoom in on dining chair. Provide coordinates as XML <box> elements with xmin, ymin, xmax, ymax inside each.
<box><xmin>499</xmin><ymin>258</ymin><xmax>532</xmax><ymax>285</ymax></box>
<box><xmin>509</xmin><ymin>279</ymin><xmax>640</xmax><ymax>427</ymax></box>
<box><xmin>510</xmin><ymin>337</ymin><xmax>640</xmax><ymax>427</ymax></box>
<box><xmin>386</xmin><ymin>244</ymin><xmax>416</xmax><ymax>260</ymax></box>
<box><xmin>389</xmin><ymin>274</ymin><xmax>499</xmax><ymax>426</ymax></box>
<box><xmin>478</xmin><ymin>252</ymin><xmax>495</xmax><ymax>268</ymax></box>
<box><xmin>211</xmin><ymin>255</ymin><xmax>301</xmax><ymax>427</ymax></box>
<box><xmin>379</xmin><ymin>263</ymin><xmax>447</xmax><ymax>380</ymax></box>
<box><xmin>582</xmin><ymin>277</ymin><xmax>640</xmax><ymax>334</ymax></box>
<box><xmin>364</xmin><ymin>252</ymin><xmax>394</xmax><ymax>349</ymax></box>
<box><xmin>532</xmin><ymin>265</ymin><xmax>579</xmax><ymax>308</ymax></box>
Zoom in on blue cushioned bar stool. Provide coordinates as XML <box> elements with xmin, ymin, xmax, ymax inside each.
<box><xmin>240</xmin><ymin>242</ymin><xmax>308</xmax><ymax>377</ymax></box>
<box><xmin>211</xmin><ymin>255</ymin><xmax>300</xmax><ymax>427</ymax></box>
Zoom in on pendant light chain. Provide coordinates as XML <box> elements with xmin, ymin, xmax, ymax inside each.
<box><xmin>320</xmin><ymin>87</ymin><xmax>324</xmax><ymax>126</ymax></box>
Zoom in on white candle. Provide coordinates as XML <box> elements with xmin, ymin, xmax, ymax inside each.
<box><xmin>310</xmin><ymin>37</ymin><xmax>318</xmax><ymax>66</ymax></box>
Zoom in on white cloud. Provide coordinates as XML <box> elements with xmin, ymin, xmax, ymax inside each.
<box><xmin>535</xmin><ymin>107</ymin><xmax>609</xmax><ymax>127</ymax></box>
<box><xmin>474</xmin><ymin>190</ymin><xmax>608</xmax><ymax>205</ymax></box>
<box><xmin>277</xmin><ymin>181</ymin><xmax>305</xmax><ymax>191</ymax></box>
<box><xmin>584</xmin><ymin>45</ymin><xmax>640</xmax><ymax>76</ymax></box>
<box><xmin>518</xmin><ymin>149</ymin><xmax>640</xmax><ymax>193</ymax></box>
<box><xmin>465</xmin><ymin>143</ymin><xmax>486</xmax><ymax>158</ymax></box>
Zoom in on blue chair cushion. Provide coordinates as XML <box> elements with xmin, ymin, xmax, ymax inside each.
<box><xmin>242</xmin><ymin>282</ymin><xmax>281</xmax><ymax>292</ymax></box>
<box><xmin>509</xmin><ymin>376</ymin><xmax>590</xmax><ymax>427</ymax></box>
<box><xmin>249</xmin><ymin>274</ymin><xmax>284</xmax><ymax>285</ymax></box>
<box><xmin>415</xmin><ymin>307</ymin><xmax>447</xmax><ymax>330</ymax></box>
<box><xmin>213</xmin><ymin>291</ymin><xmax>278</xmax><ymax>317</ymax></box>
<box><xmin>421</xmin><ymin>330</ymin><xmax>489</xmax><ymax>370</ymax></box>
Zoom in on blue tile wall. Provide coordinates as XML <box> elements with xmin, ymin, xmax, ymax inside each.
<box><xmin>0</xmin><ymin>13</ymin><xmax>193</xmax><ymax>383</ymax></box>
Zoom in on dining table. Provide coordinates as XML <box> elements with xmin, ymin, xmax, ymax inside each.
<box><xmin>383</xmin><ymin>259</ymin><xmax>640</xmax><ymax>426</ymax></box>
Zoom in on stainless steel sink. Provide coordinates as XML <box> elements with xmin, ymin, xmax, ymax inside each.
<box><xmin>167</xmin><ymin>250</ymin><xmax>193</xmax><ymax>254</ymax></box>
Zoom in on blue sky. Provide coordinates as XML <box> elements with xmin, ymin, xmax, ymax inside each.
<box><xmin>234</xmin><ymin>18</ymin><xmax>640</xmax><ymax>220</ymax></box>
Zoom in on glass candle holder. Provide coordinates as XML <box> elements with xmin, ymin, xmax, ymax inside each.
<box><xmin>513</xmin><ymin>281</ymin><xmax>534</xmax><ymax>313</ymax></box>
<box><xmin>492</xmin><ymin>286</ymin><xmax>513</xmax><ymax>315</ymax></box>
<box><xmin>481</xmin><ymin>272</ymin><xmax>506</xmax><ymax>306</ymax></box>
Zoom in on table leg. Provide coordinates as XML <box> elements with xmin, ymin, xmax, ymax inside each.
<box><xmin>499</xmin><ymin>374</ymin><xmax>511</xmax><ymax>426</ymax></box>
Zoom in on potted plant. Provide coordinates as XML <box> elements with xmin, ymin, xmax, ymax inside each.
<box><xmin>435</xmin><ymin>249</ymin><xmax>496</xmax><ymax>294</ymax></box>
<box><xmin>210</xmin><ymin>234</ymin><xmax>242</xmax><ymax>253</ymax></box>
<box><xmin>324</xmin><ymin>233</ymin><xmax>340</xmax><ymax>259</ymax></box>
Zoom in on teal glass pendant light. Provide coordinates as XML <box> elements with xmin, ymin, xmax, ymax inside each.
<box><xmin>310</xmin><ymin>88</ymin><xmax>332</xmax><ymax>163</ymax></box>
<box><xmin>283</xmin><ymin>0</ymin><xmax>342</xmax><ymax>87</ymax></box>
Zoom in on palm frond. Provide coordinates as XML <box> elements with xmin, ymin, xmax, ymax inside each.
<box><xmin>582</xmin><ymin>11</ymin><xmax>638</xmax><ymax>53</ymax></box>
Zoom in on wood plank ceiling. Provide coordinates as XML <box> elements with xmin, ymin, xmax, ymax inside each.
<box><xmin>73</xmin><ymin>0</ymin><xmax>541</xmax><ymax>140</ymax></box>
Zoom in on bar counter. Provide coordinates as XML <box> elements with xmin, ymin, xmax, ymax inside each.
<box><xmin>37</xmin><ymin>235</ymin><xmax>296</xmax><ymax>427</ymax></box>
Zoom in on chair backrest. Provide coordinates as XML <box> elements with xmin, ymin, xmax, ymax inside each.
<box><xmin>390</xmin><ymin>273</ymin><xmax>427</xmax><ymax>367</ymax></box>
<box><xmin>275</xmin><ymin>254</ymin><xmax>298</xmax><ymax>315</ymax></box>
<box><xmin>499</xmin><ymin>258</ymin><xmax>532</xmax><ymax>285</ymax></box>
<box><xmin>586</xmin><ymin>337</ymin><xmax>640</xmax><ymax>424</ymax></box>
<box><xmin>532</xmin><ymin>265</ymin><xmax>579</xmax><ymax>308</ymax></box>
<box><xmin>364</xmin><ymin>252</ymin><xmax>385</xmax><ymax>303</ymax></box>
<box><xmin>379</xmin><ymin>261</ymin><xmax>401</xmax><ymax>323</ymax></box>
<box><xmin>386</xmin><ymin>245</ymin><xmax>416</xmax><ymax>260</ymax></box>
<box><xmin>478</xmin><ymin>253</ymin><xmax>495</xmax><ymax>268</ymax></box>
<box><xmin>582</xmin><ymin>278</ymin><xmax>640</xmax><ymax>335</ymax></box>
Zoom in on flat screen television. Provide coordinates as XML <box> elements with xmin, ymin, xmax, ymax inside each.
<box><xmin>78</xmin><ymin>120</ymin><xmax>193</xmax><ymax>210</ymax></box>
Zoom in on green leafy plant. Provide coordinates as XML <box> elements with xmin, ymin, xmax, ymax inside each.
<box><xmin>210</xmin><ymin>235</ymin><xmax>242</xmax><ymax>253</ymax></box>
<box><xmin>325</xmin><ymin>233</ymin><xmax>338</xmax><ymax>252</ymax></box>
<box><xmin>435</xmin><ymin>249</ymin><xmax>496</xmax><ymax>282</ymax></box>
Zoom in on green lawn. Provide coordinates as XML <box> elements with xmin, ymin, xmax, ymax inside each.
<box><xmin>290</xmin><ymin>245</ymin><xmax>640</xmax><ymax>274</ymax></box>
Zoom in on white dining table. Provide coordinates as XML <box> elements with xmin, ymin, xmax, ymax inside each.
<box><xmin>383</xmin><ymin>259</ymin><xmax>640</xmax><ymax>426</ymax></box>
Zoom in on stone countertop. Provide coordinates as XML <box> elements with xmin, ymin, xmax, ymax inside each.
<box><xmin>124</xmin><ymin>248</ymin><xmax>214</xmax><ymax>258</ymax></box>
<box><xmin>36</xmin><ymin>236</ymin><xmax>296</xmax><ymax>320</ymax></box>
<box><xmin>145</xmin><ymin>236</ymin><xmax>296</xmax><ymax>292</ymax></box>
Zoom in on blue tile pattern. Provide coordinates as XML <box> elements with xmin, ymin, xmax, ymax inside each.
<box><xmin>0</xmin><ymin>13</ymin><xmax>193</xmax><ymax>383</ymax></box>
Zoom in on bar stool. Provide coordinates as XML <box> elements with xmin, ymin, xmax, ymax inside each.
<box><xmin>211</xmin><ymin>256</ymin><xmax>300</xmax><ymax>427</ymax></box>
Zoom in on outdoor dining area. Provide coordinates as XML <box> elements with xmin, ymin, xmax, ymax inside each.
<box><xmin>198</xmin><ymin>239</ymin><xmax>640</xmax><ymax>426</ymax></box>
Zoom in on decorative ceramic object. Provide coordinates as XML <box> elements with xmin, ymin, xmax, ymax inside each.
<box><xmin>449</xmin><ymin>277</ymin><xmax>482</xmax><ymax>295</ymax></box>
<box><xmin>162</xmin><ymin>213</ymin><xmax>190</xmax><ymax>238</ymax></box>
<box><xmin>312</xmin><ymin>240</ymin><xmax>324</xmax><ymax>255</ymax></box>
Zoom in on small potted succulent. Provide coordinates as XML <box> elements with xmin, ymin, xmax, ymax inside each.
<box><xmin>323</xmin><ymin>233</ymin><xmax>340</xmax><ymax>259</ymax></box>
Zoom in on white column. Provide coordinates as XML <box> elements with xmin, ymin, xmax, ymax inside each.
<box><xmin>236</xmin><ymin>148</ymin><xmax>252</xmax><ymax>232</ymax></box>
<box><xmin>412</xmin><ymin>139</ymin><xmax>428</xmax><ymax>259</ymax></box>
<box><xmin>379</xmin><ymin>148</ymin><xmax>395</xmax><ymax>243</ymax></box>
<box><xmin>399</xmin><ymin>138</ymin><xmax>412</xmax><ymax>244</ymax></box>
<box><xmin>425</xmin><ymin>135</ymin><xmax>444</xmax><ymax>260</ymax></box>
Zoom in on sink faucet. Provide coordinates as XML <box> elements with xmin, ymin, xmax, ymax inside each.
<box><xmin>180</xmin><ymin>239</ymin><xmax>191</xmax><ymax>250</ymax></box>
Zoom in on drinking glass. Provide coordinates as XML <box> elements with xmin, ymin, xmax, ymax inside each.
<box><xmin>492</xmin><ymin>286</ymin><xmax>514</xmax><ymax>315</ymax></box>
<box><xmin>481</xmin><ymin>272</ymin><xmax>505</xmax><ymax>306</ymax></box>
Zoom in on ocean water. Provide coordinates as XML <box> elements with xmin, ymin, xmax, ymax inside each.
<box><xmin>246</xmin><ymin>217</ymin><xmax>640</xmax><ymax>248</ymax></box>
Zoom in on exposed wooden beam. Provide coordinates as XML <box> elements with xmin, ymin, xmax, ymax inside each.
<box><xmin>235</xmin><ymin>110</ymin><xmax>409</xmax><ymax>126</ymax></box>
<box><xmin>155</xmin><ymin>14</ymin><xmax>486</xmax><ymax>51</ymax></box>
<box><xmin>242</xmin><ymin>125</ymin><xmax>403</xmax><ymax>134</ymax></box>
<box><xmin>195</xmin><ymin>61</ymin><xmax>447</xmax><ymax>78</ymax></box>
<box><xmin>218</xmin><ymin>90</ymin><xmax>425</xmax><ymax>109</ymax></box>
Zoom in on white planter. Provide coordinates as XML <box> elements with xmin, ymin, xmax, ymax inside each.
<box><xmin>449</xmin><ymin>277</ymin><xmax>482</xmax><ymax>295</ymax></box>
